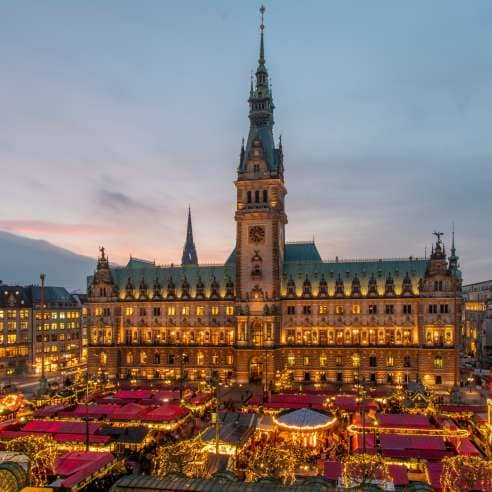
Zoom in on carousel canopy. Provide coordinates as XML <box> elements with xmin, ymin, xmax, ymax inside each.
<box><xmin>275</xmin><ymin>408</ymin><xmax>335</xmax><ymax>430</ymax></box>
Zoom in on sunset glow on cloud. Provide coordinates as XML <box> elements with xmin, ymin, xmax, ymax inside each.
<box><xmin>0</xmin><ymin>1</ymin><xmax>491</xmax><ymax>281</ymax></box>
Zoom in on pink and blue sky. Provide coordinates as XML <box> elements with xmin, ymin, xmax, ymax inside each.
<box><xmin>1</xmin><ymin>1</ymin><xmax>491</xmax><ymax>282</ymax></box>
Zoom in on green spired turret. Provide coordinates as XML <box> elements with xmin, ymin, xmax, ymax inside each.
<box><xmin>238</xmin><ymin>5</ymin><xmax>283</xmax><ymax>179</ymax></box>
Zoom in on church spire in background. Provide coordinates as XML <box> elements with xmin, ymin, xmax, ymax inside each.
<box><xmin>181</xmin><ymin>207</ymin><xmax>198</xmax><ymax>265</ymax></box>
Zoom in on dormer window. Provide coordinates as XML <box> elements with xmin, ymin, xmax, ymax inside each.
<box><xmin>253</xmin><ymin>163</ymin><xmax>260</xmax><ymax>175</ymax></box>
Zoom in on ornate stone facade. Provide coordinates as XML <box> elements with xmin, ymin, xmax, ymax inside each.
<box><xmin>87</xmin><ymin>13</ymin><xmax>461</xmax><ymax>391</ymax></box>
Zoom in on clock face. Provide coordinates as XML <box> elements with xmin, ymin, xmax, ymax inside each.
<box><xmin>249</xmin><ymin>225</ymin><xmax>265</xmax><ymax>244</ymax></box>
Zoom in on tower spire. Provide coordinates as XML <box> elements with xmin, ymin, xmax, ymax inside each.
<box><xmin>238</xmin><ymin>6</ymin><xmax>283</xmax><ymax>179</ymax></box>
<box><xmin>449</xmin><ymin>221</ymin><xmax>459</xmax><ymax>271</ymax></box>
<box><xmin>181</xmin><ymin>207</ymin><xmax>198</xmax><ymax>265</ymax></box>
<box><xmin>259</xmin><ymin>5</ymin><xmax>266</xmax><ymax>65</ymax></box>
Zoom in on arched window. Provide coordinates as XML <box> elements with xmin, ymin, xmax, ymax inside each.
<box><xmin>434</xmin><ymin>355</ymin><xmax>443</xmax><ymax>369</ymax></box>
<box><xmin>197</xmin><ymin>352</ymin><xmax>205</xmax><ymax>366</ymax></box>
<box><xmin>255</xmin><ymin>190</ymin><xmax>260</xmax><ymax>203</ymax></box>
<box><xmin>99</xmin><ymin>352</ymin><xmax>107</xmax><ymax>365</ymax></box>
<box><xmin>263</xmin><ymin>189</ymin><xmax>268</xmax><ymax>202</ymax></box>
<box><xmin>154</xmin><ymin>352</ymin><xmax>160</xmax><ymax>365</ymax></box>
<box><xmin>140</xmin><ymin>352</ymin><xmax>147</xmax><ymax>364</ymax></box>
<box><xmin>247</xmin><ymin>191</ymin><xmax>252</xmax><ymax>203</ymax></box>
<box><xmin>386</xmin><ymin>354</ymin><xmax>394</xmax><ymax>367</ymax></box>
<box><xmin>126</xmin><ymin>352</ymin><xmax>133</xmax><ymax>365</ymax></box>
<box><xmin>369</xmin><ymin>355</ymin><xmax>377</xmax><ymax>367</ymax></box>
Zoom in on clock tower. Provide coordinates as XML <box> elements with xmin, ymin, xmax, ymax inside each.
<box><xmin>234</xmin><ymin>7</ymin><xmax>286</xmax><ymax>383</ymax></box>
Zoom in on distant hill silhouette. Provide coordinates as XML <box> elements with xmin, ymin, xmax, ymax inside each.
<box><xmin>0</xmin><ymin>231</ymin><xmax>95</xmax><ymax>291</ymax></box>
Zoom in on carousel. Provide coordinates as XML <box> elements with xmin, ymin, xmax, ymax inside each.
<box><xmin>273</xmin><ymin>408</ymin><xmax>337</xmax><ymax>448</ymax></box>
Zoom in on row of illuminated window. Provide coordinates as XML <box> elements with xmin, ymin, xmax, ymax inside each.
<box><xmin>0</xmin><ymin>309</ymin><xmax>30</xmax><ymax>319</ymax></box>
<box><xmin>118</xmin><ymin>306</ymin><xmax>235</xmax><ymax>317</ymax></box>
<box><xmin>284</xmin><ymin>353</ymin><xmax>444</xmax><ymax>369</ymax></box>
<box><xmin>286</xmin><ymin>304</ymin><xmax>415</xmax><ymax>316</ymax></box>
<box><xmin>284</xmin><ymin>328</ymin><xmax>414</xmax><ymax>345</ymax></box>
<box><xmin>0</xmin><ymin>346</ymin><xmax>29</xmax><ymax>358</ymax></box>
<box><xmin>35</xmin><ymin>343</ymin><xmax>79</xmax><ymax>353</ymax></box>
<box><xmin>36</xmin><ymin>322</ymin><xmax>80</xmax><ymax>330</ymax></box>
<box><xmin>102</xmin><ymin>351</ymin><xmax>234</xmax><ymax>366</ymax></box>
<box><xmin>0</xmin><ymin>321</ymin><xmax>29</xmax><ymax>330</ymax></box>
<box><xmin>0</xmin><ymin>334</ymin><xmax>28</xmax><ymax>344</ymax></box>
<box><xmin>36</xmin><ymin>332</ymin><xmax>80</xmax><ymax>342</ymax></box>
<box><xmin>35</xmin><ymin>311</ymin><xmax>80</xmax><ymax>320</ymax></box>
<box><xmin>464</xmin><ymin>301</ymin><xmax>487</xmax><ymax>312</ymax></box>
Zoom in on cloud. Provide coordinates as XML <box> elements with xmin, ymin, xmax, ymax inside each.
<box><xmin>0</xmin><ymin>220</ymin><xmax>116</xmax><ymax>236</ymax></box>
<box><xmin>96</xmin><ymin>188</ymin><xmax>157</xmax><ymax>214</ymax></box>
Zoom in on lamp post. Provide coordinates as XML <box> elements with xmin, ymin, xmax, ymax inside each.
<box><xmin>179</xmin><ymin>352</ymin><xmax>185</xmax><ymax>402</ymax></box>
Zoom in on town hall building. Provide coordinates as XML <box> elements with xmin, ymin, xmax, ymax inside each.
<box><xmin>87</xmin><ymin>11</ymin><xmax>461</xmax><ymax>391</ymax></box>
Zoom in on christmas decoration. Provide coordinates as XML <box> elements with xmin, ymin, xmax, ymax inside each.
<box><xmin>441</xmin><ymin>455</ymin><xmax>492</xmax><ymax>492</ymax></box>
<box><xmin>152</xmin><ymin>439</ymin><xmax>208</xmax><ymax>479</ymax></box>
<box><xmin>244</xmin><ymin>441</ymin><xmax>308</xmax><ymax>485</ymax></box>
<box><xmin>6</xmin><ymin>434</ymin><xmax>57</xmax><ymax>486</ymax></box>
<box><xmin>342</xmin><ymin>453</ymin><xmax>390</xmax><ymax>488</ymax></box>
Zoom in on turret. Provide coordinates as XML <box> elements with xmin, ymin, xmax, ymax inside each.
<box><xmin>90</xmin><ymin>246</ymin><xmax>115</xmax><ymax>299</ymax></box>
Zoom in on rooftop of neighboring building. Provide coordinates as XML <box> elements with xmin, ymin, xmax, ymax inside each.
<box><xmin>0</xmin><ymin>285</ymin><xmax>32</xmax><ymax>308</ymax></box>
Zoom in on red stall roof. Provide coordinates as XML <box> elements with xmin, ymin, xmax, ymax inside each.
<box><xmin>333</xmin><ymin>396</ymin><xmax>378</xmax><ymax>412</ymax></box>
<box><xmin>55</xmin><ymin>451</ymin><xmax>115</xmax><ymax>488</ymax></box>
<box><xmin>69</xmin><ymin>404</ymin><xmax>119</xmax><ymax>419</ymax></box>
<box><xmin>439</xmin><ymin>404</ymin><xmax>487</xmax><ymax>414</ymax></box>
<box><xmin>22</xmin><ymin>420</ymin><xmax>102</xmax><ymax>435</ymax></box>
<box><xmin>264</xmin><ymin>393</ymin><xmax>327</xmax><ymax>410</ymax></box>
<box><xmin>377</xmin><ymin>413</ymin><xmax>432</xmax><ymax>429</ymax></box>
<box><xmin>380</xmin><ymin>434</ymin><xmax>449</xmax><ymax>460</ymax></box>
<box><xmin>54</xmin><ymin>433</ymin><xmax>111</xmax><ymax>444</ymax></box>
<box><xmin>187</xmin><ymin>393</ymin><xmax>211</xmax><ymax>406</ymax></box>
<box><xmin>152</xmin><ymin>390</ymin><xmax>180</xmax><ymax>402</ymax></box>
<box><xmin>351</xmin><ymin>433</ymin><xmax>376</xmax><ymax>454</ymax></box>
<box><xmin>34</xmin><ymin>404</ymin><xmax>68</xmax><ymax>418</ymax></box>
<box><xmin>324</xmin><ymin>461</ymin><xmax>408</xmax><ymax>487</ymax></box>
<box><xmin>387</xmin><ymin>464</ymin><xmax>409</xmax><ymax>486</ymax></box>
<box><xmin>324</xmin><ymin>461</ymin><xmax>342</xmax><ymax>481</ymax></box>
<box><xmin>113</xmin><ymin>390</ymin><xmax>153</xmax><ymax>400</ymax></box>
<box><xmin>426</xmin><ymin>462</ymin><xmax>443</xmax><ymax>491</ymax></box>
<box><xmin>110</xmin><ymin>403</ymin><xmax>150</xmax><ymax>421</ymax></box>
<box><xmin>449</xmin><ymin>437</ymin><xmax>482</xmax><ymax>457</ymax></box>
<box><xmin>144</xmin><ymin>404</ymin><xmax>189</xmax><ymax>422</ymax></box>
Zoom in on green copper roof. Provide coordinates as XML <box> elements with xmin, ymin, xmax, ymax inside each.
<box><xmin>284</xmin><ymin>242</ymin><xmax>322</xmax><ymax>262</ymax></box>
<box><xmin>282</xmin><ymin>257</ymin><xmax>428</xmax><ymax>294</ymax></box>
<box><xmin>111</xmin><ymin>263</ymin><xmax>234</xmax><ymax>297</ymax></box>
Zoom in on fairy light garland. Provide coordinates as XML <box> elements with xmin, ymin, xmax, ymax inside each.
<box><xmin>152</xmin><ymin>438</ymin><xmax>208</xmax><ymax>479</ymax></box>
<box><xmin>440</xmin><ymin>455</ymin><xmax>492</xmax><ymax>492</ymax></box>
<box><xmin>6</xmin><ymin>434</ymin><xmax>57</xmax><ymax>486</ymax></box>
<box><xmin>342</xmin><ymin>453</ymin><xmax>390</xmax><ymax>488</ymax></box>
<box><xmin>243</xmin><ymin>441</ymin><xmax>309</xmax><ymax>485</ymax></box>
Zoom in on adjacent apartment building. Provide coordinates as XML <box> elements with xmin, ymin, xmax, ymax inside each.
<box><xmin>86</xmin><ymin>14</ymin><xmax>462</xmax><ymax>392</ymax></box>
<box><xmin>462</xmin><ymin>280</ymin><xmax>492</xmax><ymax>367</ymax></box>
<box><xmin>0</xmin><ymin>282</ymin><xmax>84</xmax><ymax>377</ymax></box>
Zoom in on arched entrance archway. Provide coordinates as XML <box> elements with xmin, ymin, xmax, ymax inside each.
<box><xmin>249</xmin><ymin>356</ymin><xmax>263</xmax><ymax>383</ymax></box>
